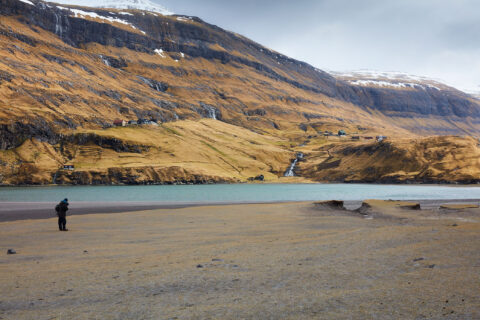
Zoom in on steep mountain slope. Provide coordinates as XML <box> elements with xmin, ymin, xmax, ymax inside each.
<box><xmin>0</xmin><ymin>0</ymin><xmax>390</xmax><ymax>147</ymax></box>
<box><xmin>0</xmin><ymin>0</ymin><xmax>479</xmax><ymax>184</ymax></box>
<box><xmin>330</xmin><ymin>70</ymin><xmax>480</xmax><ymax>135</ymax></box>
<box><xmin>1</xmin><ymin>0</ymin><xmax>479</xmax><ymax>142</ymax></box>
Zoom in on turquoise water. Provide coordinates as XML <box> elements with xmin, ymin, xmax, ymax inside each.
<box><xmin>0</xmin><ymin>184</ymin><xmax>479</xmax><ymax>203</ymax></box>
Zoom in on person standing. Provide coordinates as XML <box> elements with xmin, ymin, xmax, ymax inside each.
<box><xmin>55</xmin><ymin>198</ymin><xmax>69</xmax><ymax>231</ymax></box>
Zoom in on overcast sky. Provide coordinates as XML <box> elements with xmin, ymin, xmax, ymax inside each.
<box><xmin>55</xmin><ymin>0</ymin><xmax>480</xmax><ymax>92</ymax></box>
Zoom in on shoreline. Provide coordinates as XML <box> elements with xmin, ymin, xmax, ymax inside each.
<box><xmin>1</xmin><ymin>181</ymin><xmax>480</xmax><ymax>187</ymax></box>
<box><xmin>1</xmin><ymin>198</ymin><xmax>480</xmax><ymax>222</ymax></box>
<box><xmin>0</xmin><ymin>200</ymin><xmax>318</xmax><ymax>222</ymax></box>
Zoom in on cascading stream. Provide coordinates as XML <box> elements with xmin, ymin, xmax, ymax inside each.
<box><xmin>284</xmin><ymin>152</ymin><xmax>304</xmax><ymax>177</ymax></box>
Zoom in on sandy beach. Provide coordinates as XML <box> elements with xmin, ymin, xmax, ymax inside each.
<box><xmin>1</xmin><ymin>199</ymin><xmax>480</xmax><ymax>222</ymax></box>
<box><xmin>1</xmin><ymin>200</ymin><xmax>479</xmax><ymax>319</ymax></box>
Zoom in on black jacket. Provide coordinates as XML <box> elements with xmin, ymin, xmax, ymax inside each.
<box><xmin>56</xmin><ymin>202</ymin><xmax>69</xmax><ymax>218</ymax></box>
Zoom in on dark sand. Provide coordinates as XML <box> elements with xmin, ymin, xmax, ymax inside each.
<box><xmin>0</xmin><ymin>201</ymin><xmax>202</xmax><ymax>222</ymax></box>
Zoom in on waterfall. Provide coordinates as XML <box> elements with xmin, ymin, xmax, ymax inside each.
<box><xmin>284</xmin><ymin>159</ymin><xmax>298</xmax><ymax>177</ymax></box>
<box><xmin>54</xmin><ymin>13</ymin><xmax>63</xmax><ymax>37</ymax></box>
<box><xmin>100</xmin><ymin>55</ymin><xmax>111</xmax><ymax>67</ymax></box>
<box><xmin>208</xmin><ymin>108</ymin><xmax>216</xmax><ymax>120</ymax></box>
<box><xmin>204</xmin><ymin>105</ymin><xmax>216</xmax><ymax>119</ymax></box>
<box><xmin>284</xmin><ymin>153</ymin><xmax>304</xmax><ymax>177</ymax></box>
<box><xmin>200</xmin><ymin>103</ymin><xmax>217</xmax><ymax>120</ymax></box>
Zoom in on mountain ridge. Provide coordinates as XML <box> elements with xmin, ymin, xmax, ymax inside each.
<box><xmin>2</xmin><ymin>0</ymin><xmax>479</xmax><ymax>123</ymax></box>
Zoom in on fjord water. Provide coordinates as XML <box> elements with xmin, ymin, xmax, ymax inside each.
<box><xmin>0</xmin><ymin>184</ymin><xmax>479</xmax><ymax>203</ymax></box>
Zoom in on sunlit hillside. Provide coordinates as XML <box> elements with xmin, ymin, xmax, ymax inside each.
<box><xmin>300</xmin><ymin>136</ymin><xmax>480</xmax><ymax>183</ymax></box>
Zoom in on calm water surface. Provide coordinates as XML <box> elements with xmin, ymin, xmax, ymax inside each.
<box><xmin>0</xmin><ymin>184</ymin><xmax>479</xmax><ymax>203</ymax></box>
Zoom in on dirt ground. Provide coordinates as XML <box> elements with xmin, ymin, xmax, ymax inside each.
<box><xmin>0</xmin><ymin>201</ymin><xmax>479</xmax><ymax>319</ymax></box>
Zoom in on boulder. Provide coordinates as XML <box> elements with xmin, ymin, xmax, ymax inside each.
<box><xmin>397</xmin><ymin>202</ymin><xmax>421</xmax><ymax>210</ymax></box>
<box><xmin>254</xmin><ymin>174</ymin><xmax>265</xmax><ymax>181</ymax></box>
<box><xmin>314</xmin><ymin>200</ymin><xmax>345</xmax><ymax>210</ymax></box>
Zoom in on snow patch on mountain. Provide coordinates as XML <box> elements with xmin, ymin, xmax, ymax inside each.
<box><xmin>329</xmin><ymin>69</ymin><xmax>444</xmax><ymax>82</ymax></box>
<box><xmin>19</xmin><ymin>0</ymin><xmax>34</xmax><ymax>5</ymax></box>
<box><xmin>348</xmin><ymin>79</ymin><xmax>440</xmax><ymax>90</ymax></box>
<box><xmin>51</xmin><ymin>0</ymin><xmax>173</xmax><ymax>15</ymax></box>
<box><xmin>56</xmin><ymin>6</ymin><xmax>145</xmax><ymax>33</ymax></box>
<box><xmin>176</xmin><ymin>16</ymin><xmax>192</xmax><ymax>22</ymax></box>
<box><xmin>154</xmin><ymin>48</ymin><xmax>165</xmax><ymax>58</ymax></box>
<box><xmin>94</xmin><ymin>0</ymin><xmax>173</xmax><ymax>15</ymax></box>
<box><xmin>329</xmin><ymin>70</ymin><xmax>446</xmax><ymax>91</ymax></box>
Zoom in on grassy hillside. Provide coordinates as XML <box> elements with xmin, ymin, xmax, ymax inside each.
<box><xmin>300</xmin><ymin>136</ymin><xmax>480</xmax><ymax>183</ymax></box>
<box><xmin>0</xmin><ymin>119</ymin><xmax>298</xmax><ymax>184</ymax></box>
<box><xmin>3</xmin><ymin>122</ymin><xmax>480</xmax><ymax>184</ymax></box>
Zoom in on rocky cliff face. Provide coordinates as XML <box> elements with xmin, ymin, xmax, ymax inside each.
<box><xmin>332</xmin><ymin>71</ymin><xmax>480</xmax><ymax>118</ymax></box>
<box><xmin>54</xmin><ymin>166</ymin><xmax>238</xmax><ymax>185</ymax></box>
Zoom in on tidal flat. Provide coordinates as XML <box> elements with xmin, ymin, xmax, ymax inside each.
<box><xmin>0</xmin><ymin>201</ymin><xmax>479</xmax><ymax>319</ymax></box>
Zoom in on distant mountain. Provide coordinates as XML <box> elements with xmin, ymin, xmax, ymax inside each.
<box><xmin>329</xmin><ymin>70</ymin><xmax>480</xmax><ymax>135</ymax></box>
<box><xmin>93</xmin><ymin>0</ymin><xmax>173</xmax><ymax>15</ymax></box>
<box><xmin>52</xmin><ymin>0</ymin><xmax>174</xmax><ymax>15</ymax></box>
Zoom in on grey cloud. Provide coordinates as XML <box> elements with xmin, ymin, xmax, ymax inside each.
<box><xmin>440</xmin><ymin>20</ymin><xmax>480</xmax><ymax>50</ymax></box>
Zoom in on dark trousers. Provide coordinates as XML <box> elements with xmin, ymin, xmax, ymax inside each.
<box><xmin>58</xmin><ymin>217</ymin><xmax>66</xmax><ymax>230</ymax></box>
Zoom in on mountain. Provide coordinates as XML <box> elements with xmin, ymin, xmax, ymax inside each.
<box><xmin>0</xmin><ymin>0</ymin><xmax>479</xmax><ymax>184</ymax></box>
<box><xmin>329</xmin><ymin>70</ymin><xmax>480</xmax><ymax>135</ymax></box>
<box><xmin>92</xmin><ymin>0</ymin><xmax>173</xmax><ymax>15</ymax></box>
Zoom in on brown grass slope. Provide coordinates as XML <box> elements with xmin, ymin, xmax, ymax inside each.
<box><xmin>0</xmin><ymin>119</ymin><xmax>297</xmax><ymax>184</ymax></box>
<box><xmin>301</xmin><ymin>136</ymin><xmax>480</xmax><ymax>183</ymax></box>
